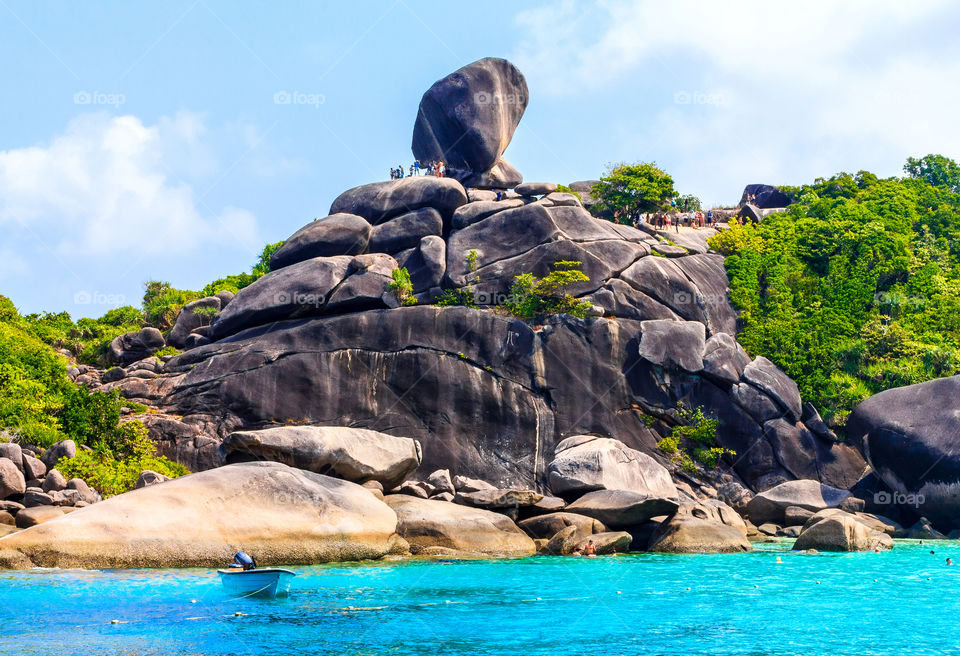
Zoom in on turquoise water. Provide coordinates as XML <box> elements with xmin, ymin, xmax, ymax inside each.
<box><xmin>2</xmin><ymin>540</ymin><xmax>958</xmax><ymax>655</ymax></box>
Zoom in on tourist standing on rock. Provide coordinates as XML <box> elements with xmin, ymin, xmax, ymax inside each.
<box><xmin>438</xmin><ymin>161</ymin><xmax>445</xmax><ymax>177</ymax></box>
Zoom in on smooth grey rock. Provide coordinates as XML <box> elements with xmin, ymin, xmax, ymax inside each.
<box><xmin>134</xmin><ymin>470</ymin><xmax>170</xmax><ymax>489</ymax></box>
<box><xmin>456</xmin><ymin>158</ymin><xmax>523</xmax><ymax>189</ymax></box>
<box><xmin>41</xmin><ymin>469</ymin><xmax>67</xmax><ymax>493</ymax></box>
<box><xmin>517</xmin><ymin>512</ymin><xmax>606</xmax><ymax>539</ymax></box>
<box><xmin>565</xmin><ymin>490</ymin><xmax>680</xmax><ymax>529</ymax></box>
<box><xmin>270</xmin><ymin>214</ymin><xmax>372</xmax><ymax>270</ymax></box>
<box><xmin>330</xmin><ymin>177</ymin><xmax>467</xmax><ymax>225</ymax></box>
<box><xmin>369</xmin><ymin>208</ymin><xmax>443</xmax><ymax>254</ymax></box>
<box><xmin>0</xmin><ymin>458</ymin><xmax>26</xmax><ymax>499</ymax></box>
<box><xmin>41</xmin><ymin>440</ymin><xmax>76</xmax><ymax>470</ymax></box>
<box><xmin>746</xmin><ymin>480</ymin><xmax>851</xmax><ymax>525</ymax></box>
<box><xmin>426</xmin><ymin>469</ymin><xmax>455</xmax><ymax>495</ymax></box>
<box><xmin>0</xmin><ymin>443</ymin><xmax>22</xmax><ymax>470</ymax></box>
<box><xmin>108</xmin><ymin>328</ymin><xmax>164</xmax><ymax>365</ymax></box>
<box><xmin>701</xmin><ymin>332</ymin><xmax>751</xmax><ymax>385</ymax></box>
<box><xmin>452</xmin><ymin>199</ymin><xmax>524</xmax><ymax>229</ymax></box>
<box><xmin>547</xmin><ymin>436</ymin><xmax>677</xmax><ymax>497</ymax></box>
<box><xmin>168</xmin><ymin>297</ymin><xmax>221</xmax><ymax>349</ymax></box>
<box><xmin>220</xmin><ymin>426</ymin><xmax>422</xmax><ymax>490</ymax></box>
<box><xmin>742</xmin><ymin>357</ymin><xmax>802</xmax><ymax>422</ymax></box>
<box><xmin>638</xmin><ymin>319</ymin><xmax>705</xmax><ymax>372</ymax></box>
<box><xmin>515</xmin><ymin>182</ymin><xmax>557</xmax><ymax>197</ymax></box>
<box><xmin>21</xmin><ymin>454</ymin><xmax>46</xmax><ymax>481</ymax></box>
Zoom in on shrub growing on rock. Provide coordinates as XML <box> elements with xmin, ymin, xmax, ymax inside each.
<box><xmin>505</xmin><ymin>261</ymin><xmax>592</xmax><ymax>320</ymax></box>
<box><xmin>656</xmin><ymin>403</ymin><xmax>731</xmax><ymax>473</ymax></box>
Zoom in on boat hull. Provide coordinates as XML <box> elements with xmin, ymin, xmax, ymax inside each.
<box><xmin>217</xmin><ymin>568</ymin><xmax>296</xmax><ymax>599</ymax></box>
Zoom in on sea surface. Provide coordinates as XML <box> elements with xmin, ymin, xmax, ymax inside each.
<box><xmin>2</xmin><ymin>540</ymin><xmax>957</xmax><ymax>656</ymax></box>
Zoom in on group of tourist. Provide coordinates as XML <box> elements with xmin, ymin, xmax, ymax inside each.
<box><xmin>390</xmin><ymin>160</ymin><xmax>446</xmax><ymax>179</ymax></box>
<box><xmin>649</xmin><ymin>209</ymin><xmax>719</xmax><ymax>231</ymax></box>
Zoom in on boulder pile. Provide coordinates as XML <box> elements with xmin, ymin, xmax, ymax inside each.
<box><xmin>0</xmin><ymin>439</ymin><xmax>101</xmax><ymax>535</ymax></box>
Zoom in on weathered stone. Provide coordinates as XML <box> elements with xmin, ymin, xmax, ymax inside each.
<box><xmin>369</xmin><ymin>207</ymin><xmax>443</xmax><ymax>254</ymax></box>
<box><xmin>41</xmin><ymin>469</ymin><xmax>67</xmax><ymax>493</ymax></box>
<box><xmin>648</xmin><ymin>502</ymin><xmax>752</xmax><ymax>554</ymax></box>
<box><xmin>134</xmin><ymin>470</ymin><xmax>170</xmax><ymax>489</ymax></box>
<box><xmin>454</xmin><ymin>488</ymin><xmax>543</xmax><ymax>509</ymax></box>
<box><xmin>638</xmin><ymin>320</ymin><xmax>705</xmax><ymax>373</ymax></box>
<box><xmin>330</xmin><ymin>177</ymin><xmax>467</xmax><ymax>225</ymax></box>
<box><xmin>168</xmin><ymin>297</ymin><xmax>222</xmax><ymax>348</ymax></box>
<box><xmin>0</xmin><ymin>443</ymin><xmax>23</xmax><ymax>470</ymax></box>
<box><xmin>384</xmin><ymin>494</ymin><xmax>535</xmax><ymax>557</ymax></box>
<box><xmin>0</xmin><ymin>462</ymin><xmax>403</xmax><ymax>568</ymax></box>
<box><xmin>515</xmin><ymin>182</ymin><xmax>557</xmax><ymax>197</ymax></box>
<box><xmin>565</xmin><ymin>490</ymin><xmax>679</xmax><ymax>529</ymax></box>
<box><xmin>574</xmin><ymin>531</ymin><xmax>632</xmax><ymax>554</ymax></box>
<box><xmin>451</xmin><ymin>199</ymin><xmax>524</xmax><ymax>229</ymax></box>
<box><xmin>793</xmin><ymin>509</ymin><xmax>893</xmax><ymax>552</ymax></box>
<box><xmin>426</xmin><ymin>469</ymin><xmax>455</xmax><ymax>495</ymax></box>
<box><xmin>108</xmin><ymin>327</ymin><xmax>165</xmax><ymax>365</ymax></box>
<box><xmin>742</xmin><ymin>357</ymin><xmax>802</xmax><ymax>422</ymax></box>
<box><xmin>14</xmin><ymin>506</ymin><xmax>64</xmax><ymax>529</ymax></box>
<box><xmin>746</xmin><ymin>480</ymin><xmax>851</xmax><ymax>525</ymax></box>
<box><xmin>453</xmin><ymin>476</ymin><xmax>496</xmax><ymax>493</ymax></box>
<box><xmin>517</xmin><ymin>512</ymin><xmax>607</xmax><ymax>539</ymax></box>
<box><xmin>847</xmin><ymin>375</ymin><xmax>960</xmax><ymax>529</ymax></box>
<box><xmin>0</xmin><ymin>458</ymin><xmax>26</xmax><ymax>499</ymax></box>
<box><xmin>66</xmin><ymin>478</ymin><xmax>98</xmax><ymax>505</ymax></box>
<box><xmin>220</xmin><ymin>426</ymin><xmax>421</xmax><ymax>490</ymax></box>
<box><xmin>270</xmin><ymin>214</ymin><xmax>372</xmax><ymax>270</ymax></box>
<box><xmin>547</xmin><ymin>436</ymin><xmax>677</xmax><ymax>497</ymax></box>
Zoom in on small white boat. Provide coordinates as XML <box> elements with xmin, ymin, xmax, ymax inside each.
<box><xmin>217</xmin><ymin>568</ymin><xmax>296</xmax><ymax>598</ymax></box>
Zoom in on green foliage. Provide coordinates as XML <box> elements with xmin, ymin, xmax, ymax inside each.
<box><xmin>388</xmin><ymin>268</ymin><xmax>416</xmax><ymax>306</ymax></box>
<box><xmin>592</xmin><ymin>162</ymin><xmax>676</xmax><ymax>225</ymax></box>
<box><xmin>436</xmin><ymin>287</ymin><xmax>476</xmax><ymax>308</ymax></box>
<box><xmin>505</xmin><ymin>261</ymin><xmax>592</xmax><ymax>320</ymax></box>
<box><xmin>555</xmin><ymin>184</ymin><xmax>582</xmax><ymax>201</ymax></box>
<box><xmin>904</xmin><ymin>154</ymin><xmax>960</xmax><ymax>193</ymax></box>
<box><xmin>709</xmin><ymin>158</ymin><xmax>960</xmax><ymax>428</ymax></box>
<box><xmin>56</xmin><ymin>421</ymin><xmax>189</xmax><ymax>497</ymax></box>
<box><xmin>674</xmin><ymin>194</ymin><xmax>702</xmax><ymax>212</ymax></box>
<box><xmin>657</xmin><ymin>403</ymin><xmax>730</xmax><ymax>472</ymax></box>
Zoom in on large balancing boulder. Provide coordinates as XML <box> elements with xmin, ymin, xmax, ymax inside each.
<box><xmin>384</xmin><ymin>494</ymin><xmax>535</xmax><ymax>557</ymax></box>
<box><xmin>412</xmin><ymin>57</ymin><xmax>528</xmax><ymax>174</ymax></box>
<box><xmin>847</xmin><ymin>375</ymin><xmax>960</xmax><ymax>528</ymax></box>
<box><xmin>745</xmin><ymin>479</ymin><xmax>851</xmax><ymax>525</ymax></box>
<box><xmin>546</xmin><ymin>436</ymin><xmax>677</xmax><ymax>497</ymax></box>
<box><xmin>0</xmin><ymin>462</ymin><xmax>404</xmax><ymax>568</ymax></box>
<box><xmin>219</xmin><ymin>426</ymin><xmax>422</xmax><ymax>490</ymax></box>
<box><xmin>739</xmin><ymin>184</ymin><xmax>791</xmax><ymax>209</ymax></box>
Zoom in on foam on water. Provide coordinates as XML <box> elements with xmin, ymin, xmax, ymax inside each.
<box><xmin>1</xmin><ymin>540</ymin><xmax>957</xmax><ymax>656</ymax></box>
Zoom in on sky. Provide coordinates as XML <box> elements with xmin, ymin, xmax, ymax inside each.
<box><xmin>2</xmin><ymin>0</ymin><xmax>960</xmax><ymax>317</ymax></box>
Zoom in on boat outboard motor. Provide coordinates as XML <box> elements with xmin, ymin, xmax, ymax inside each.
<box><xmin>232</xmin><ymin>551</ymin><xmax>257</xmax><ymax>571</ymax></box>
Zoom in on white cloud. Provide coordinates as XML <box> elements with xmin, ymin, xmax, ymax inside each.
<box><xmin>0</xmin><ymin>112</ymin><xmax>260</xmax><ymax>256</ymax></box>
<box><xmin>511</xmin><ymin>0</ymin><xmax>960</xmax><ymax>204</ymax></box>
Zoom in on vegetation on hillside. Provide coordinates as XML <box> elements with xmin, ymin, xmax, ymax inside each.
<box><xmin>709</xmin><ymin>154</ymin><xmax>960</xmax><ymax>428</ymax></box>
<box><xmin>15</xmin><ymin>242</ymin><xmax>282</xmax><ymax>366</ymax></box>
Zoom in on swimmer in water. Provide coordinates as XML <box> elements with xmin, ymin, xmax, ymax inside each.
<box><xmin>584</xmin><ymin>540</ymin><xmax>597</xmax><ymax>557</ymax></box>
<box><xmin>947</xmin><ymin>558</ymin><xmax>953</xmax><ymax>565</ymax></box>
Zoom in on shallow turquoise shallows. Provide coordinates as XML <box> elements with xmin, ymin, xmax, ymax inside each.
<box><xmin>2</xmin><ymin>540</ymin><xmax>958</xmax><ymax>656</ymax></box>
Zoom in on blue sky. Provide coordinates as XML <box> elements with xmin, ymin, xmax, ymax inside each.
<box><xmin>2</xmin><ymin>0</ymin><xmax>959</xmax><ymax>317</ymax></box>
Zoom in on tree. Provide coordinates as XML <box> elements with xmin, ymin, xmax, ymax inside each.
<box><xmin>674</xmin><ymin>194</ymin><xmax>701</xmax><ymax>212</ymax></box>
<box><xmin>904</xmin><ymin>154</ymin><xmax>960</xmax><ymax>193</ymax></box>
<box><xmin>591</xmin><ymin>162</ymin><xmax>676</xmax><ymax>225</ymax></box>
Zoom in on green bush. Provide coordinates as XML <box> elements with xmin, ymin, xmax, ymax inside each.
<box><xmin>657</xmin><ymin>403</ymin><xmax>731</xmax><ymax>472</ymax></box>
<box><xmin>57</xmin><ymin>421</ymin><xmax>189</xmax><ymax>497</ymax></box>
<box><xmin>388</xmin><ymin>268</ymin><xmax>416</xmax><ymax>306</ymax></box>
<box><xmin>706</xmin><ymin>158</ymin><xmax>960</xmax><ymax>429</ymax></box>
<box><xmin>505</xmin><ymin>261</ymin><xmax>592</xmax><ymax>320</ymax></box>
<box><xmin>591</xmin><ymin>162</ymin><xmax>676</xmax><ymax>225</ymax></box>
